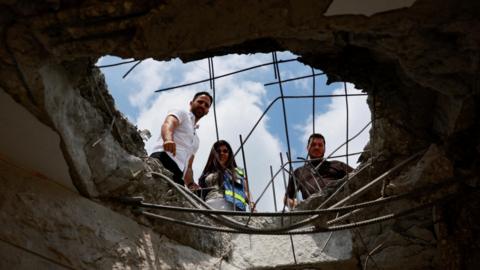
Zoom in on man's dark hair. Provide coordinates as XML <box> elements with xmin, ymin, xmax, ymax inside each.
<box><xmin>192</xmin><ymin>91</ymin><xmax>213</xmax><ymax>104</ymax></box>
<box><xmin>308</xmin><ymin>133</ymin><xmax>325</xmax><ymax>146</ymax></box>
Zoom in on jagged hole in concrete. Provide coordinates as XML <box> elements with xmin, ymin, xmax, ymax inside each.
<box><xmin>97</xmin><ymin>52</ymin><xmax>371</xmax><ymax>211</ymax></box>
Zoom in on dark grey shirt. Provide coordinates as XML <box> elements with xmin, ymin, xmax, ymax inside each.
<box><xmin>287</xmin><ymin>160</ymin><xmax>353</xmax><ymax>200</ymax></box>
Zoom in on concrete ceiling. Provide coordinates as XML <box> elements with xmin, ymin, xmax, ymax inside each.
<box><xmin>325</xmin><ymin>0</ymin><xmax>417</xmax><ymax>16</ymax></box>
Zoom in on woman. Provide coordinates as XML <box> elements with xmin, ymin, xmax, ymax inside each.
<box><xmin>198</xmin><ymin>140</ymin><xmax>253</xmax><ymax>211</ymax></box>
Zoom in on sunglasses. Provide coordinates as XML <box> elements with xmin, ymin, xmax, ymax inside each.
<box><xmin>216</xmin><ymin>149</ymin><xmax>229</xmax><ymax>154</ymax></box>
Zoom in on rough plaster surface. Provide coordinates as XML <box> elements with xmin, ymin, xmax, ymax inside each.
<box><xmin>0</xmin><ymin>159</ymin><xmax>236</xmax><ymax>270</ymax></box>
<box><xmin>229</xmin><ymin>231</ymin><xmax>356</xmax><ymax>269</ymax></box>
<box><xmin>40</xmin><ymin>63</ymin><xmax>145</xmax><ymax>197</ymax></box>
<box><xmin>386</xmin><ymin>144</ymin><xmax>454</xmax><ymax>195</ymax></box>
<box><xmin>0</xmin><ymin>88</ymin><xmax>75</xmax><ymax>192</ymax></box>
<box><xmin>325</xmin><ymin>0</ymin><xmax>417</xmax><ymax>16</ymax></box>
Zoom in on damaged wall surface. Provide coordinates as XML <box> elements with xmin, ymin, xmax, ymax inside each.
<box><xmin>0</xmin><ymin>158</ymin><xmax>237</xmax><ymax>270</ymax></box>
<box><xmin>0</xmin><ymin>0</ymin><xmax>479</xmax><ymax>269</ymax></box>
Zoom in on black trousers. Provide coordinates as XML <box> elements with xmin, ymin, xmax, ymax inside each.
<box><xmin>150</xmin><ymin>152</ymin><xmax>184</xmax><ymax>186</ymax></box>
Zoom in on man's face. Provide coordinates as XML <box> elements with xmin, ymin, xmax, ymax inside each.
<box><xmin>190</xmin><ymin>95</ymin><xmax>211</xmax><ymax>119</ymax></box>
<box><xmin>307</xmin><ymin>137</ymin><xmax>325</xmax><ymax>159</ymax></box>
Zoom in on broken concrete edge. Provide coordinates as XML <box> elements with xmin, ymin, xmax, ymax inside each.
<box><xmin>36</xmin><ymin>55</ymin><xmax>463</xmax><ymax>263</ymax></box>
<box><xmin>38</xmin><ymin>60</ymin><xmax>147</xmax><ymax>197</ymax></box>
<box><xmin>36</xmin><ymin>57</ymin><xmax>470</xmax><ymax>268</ymax></box>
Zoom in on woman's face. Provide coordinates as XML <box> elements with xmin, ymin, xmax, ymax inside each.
<box><xmin>216</xmin><ymin>145</ymin><xmax>229</xmax><ymax>167</ymax></box>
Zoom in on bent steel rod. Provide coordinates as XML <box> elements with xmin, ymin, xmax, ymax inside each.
<box><xmin>328</xmin><ymin>150</ymin><xmax>425</xmax><ymax>209</ymax></box>
<box><xmin>132</xmin><ymin>189</ymin><xmax>409</xmax><ymax>217</ymax></box>
<box><xmin>154</xmin><ymin>58</ymin><xmax>298</xmax><ymax>93</ymax></box>
<box><xmin>136</xmin><ymin>167</ymin><xmax>444</xmax><ymax>234</ymax></box>
<box><xmin>344</xmin><ymin>81</ymin><xmax>350</xmax><ymax>170</ymax></box>
<box><xmin>96</xmin><ymin>59</ymin><xmax>139</xmax><ymax>68</ymax></box>
<box><xmin>233</xmin><ymin>93</ymin><xmax>366</xmax><ymax>157</ymax></box>
<box><xmin>146</xmin><ymin>158</ymin><xmax>409</xmax><ymax>220</ymax></box>
<box><xmin>140</xmin><ymin>197</ymin><xmax>440</xmax><ymax>235</ymax></box>
<box><xmin>209</xmin><ymin>57</ymin><xmax>220</xmax><ymax>141</ymax></box>
<box><xmin>317</xmin><ymin>161</ymin><xmax>372</xmax><ymax>209</ymax></box>
<box><xmin>270</xmin><ymin>165</ymin><xmax>278</xmax><ymax>212</ymax></box>
<box><xmin>149</xmin><ymin>164</ymin><xmax>366</xmax><ymax>233</ymax></box>
<box><xmin>312</xmin><ymin>68</ymin><xmax>316</xmax><ymax>134</ymax></box>
<box><xmin>122</xmin><ymin>60</ymin><xmax>143</xmax><ymax>79</ymax></box>
<box><xmin>253</xmin><ymin>121</ymin><xmax>372</xmax><ymax>205</ymax></box>
<box><xmin>151</xmin><ymin>170</ymin><xmax>335</xmax><ymax>233</ymax></box>
<box><xmin>267</xmin><ymin>151</ymin><xmax>426</xmax><ymax>231</ymax></box>
<box><xmin>318</xmin><ymin>121</ymin><xmax>371</xmax><ymax>170</ymax></box>
<box><xmin>147</xmin><ymin>153</ymin><xmax>424</xmax><ymax>232</ymax></box>
<box><xmin>280</xmin><ymin>152</ymin><xmax>289</xmax><ymax>226</ymax></box>
<box><xmin>273</xmin><ymin>52</ymin><xmax>294</xmax><ymax>181</ymax></box>
<box><xmin>294</xmin><ymin>151</ymin><xmax>366</xmax><ymax>163</ymax></box>
<box><xmin>291</xmin><ymin>152</ymin><xmax>367</xmax><ymax>165</ymax></box>
<box><xmin>151</xmin><ymin>171</ymin><xmax>329</xmax><ymax>233</ymax></box>
<box><xmin>274</xmin><ymin>81</ymin><xmax>293</xmax><ymax>269</ymax></box>
<box><xmin>239</xmin><ymin>134</ymin><xmax>252</xmax><ymax>208</ymax></box>
<box><xmin>264</xmin><ymin>72</ymin><xmax>325</xmax><ymax>86</ymax></box>
<box><xmin>252</xmin><ymin>158</ymin><xmax>291</xmax><ymax>207</ymax></box>
<box><xmin>327</xmin><ymin>179</ymin><xmax>458</xmax><ymax>225</ymax></box>
<box><xmin>150</xmin><ymin>172</ymin><xmax>257</xmax><ymax>232</ymax></box>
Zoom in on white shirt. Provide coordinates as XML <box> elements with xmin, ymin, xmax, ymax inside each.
<box><xmin>152</xmin><ymin>109</ymin><xmax>199</xmax><ymax>171</ymax></box>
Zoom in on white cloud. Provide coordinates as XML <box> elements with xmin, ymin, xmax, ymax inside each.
<box><xmin>125</xmin><ymin>59</ymin><xmax>179</xmax><ymax>108</ymax></box>
<box><xmin>299</xmin><ymin>83</ymin><xmax>371</xmax><ymax>166</ymax></box>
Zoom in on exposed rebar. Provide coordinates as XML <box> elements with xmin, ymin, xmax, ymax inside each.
<box><xmin>122</xmin><ymin>59</ymin><xmax>143</xmax><ymax>79</ymax></box>
<box><xmin>154</xmin><ymin>58</ymin><xmax>298</xmax><ymax>93</ymax></box>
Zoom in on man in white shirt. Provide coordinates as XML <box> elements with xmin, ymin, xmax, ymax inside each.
<box><xmin>150</xmin><ymin>91</ymin><xmax>212</xmax><ymax>189</ymax></box>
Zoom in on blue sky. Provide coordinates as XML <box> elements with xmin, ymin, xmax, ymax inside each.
<box><xmin>97</xmin><ymin>52</ymin><xmax>371</xmax><ymax>211</ymax></box>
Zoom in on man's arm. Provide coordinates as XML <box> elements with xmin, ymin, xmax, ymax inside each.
<box><xmin>284</xmin><ymin>173</ymin><xmax>298</xmax><ymax>209</ymax></box>
<box><xmin>184</xmin><ymin>155</ymin><xmax>199</xmax><ymax>190</ymax></box>
<box><xmin>161</xmin><ymin>115</ymin><xmax>179</xmax><ymax>156</ymax></box>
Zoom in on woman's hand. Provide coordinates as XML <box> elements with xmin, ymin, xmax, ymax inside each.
<box><xmin>187</xmin><ymin>182</ymin><xmax>200</xmax><ymax>191</ymax></box>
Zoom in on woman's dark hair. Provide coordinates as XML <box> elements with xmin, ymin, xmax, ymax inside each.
<box><xmin>198</xmin><ymin>140</ymin><xmax>237</xmax><ymax>188</ymax></box>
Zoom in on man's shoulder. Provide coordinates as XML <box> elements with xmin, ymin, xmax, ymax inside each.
<box><xmin>168</xmin><ymin>108</ymin><xmax>188</xmax><ymax>115</ymax></box>
<box><xmin>293</xmin><ymin>164</ymin><xmax>310</xmax><ymax>174</ymax></box>
<box><xmin>328</xmin><ymin>160</ymin><xmax>345</xmax><ymax>166</ymax></box>
<box><xmin>327</xmin><ymin>160</ymin><xmax>353</xmax><ymax>171</ymax></box>
<box><xmin>167</xmin><ymin>109</ymin><xmax>189</xmax><ymax>121</ymax></box>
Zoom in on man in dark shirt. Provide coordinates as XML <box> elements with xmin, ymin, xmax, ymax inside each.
<box><xmin>285</xmin><ymin>133</ymin><xmax>353</xmax><ymax>208</ymax></box>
